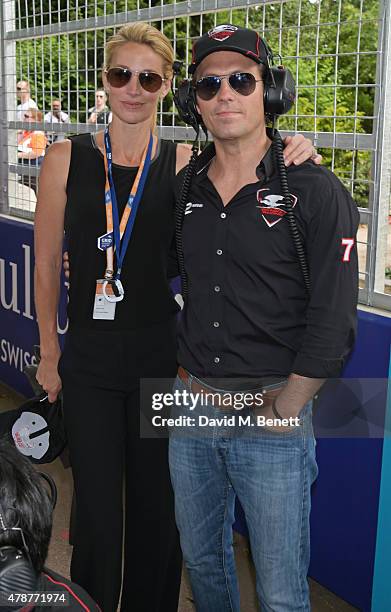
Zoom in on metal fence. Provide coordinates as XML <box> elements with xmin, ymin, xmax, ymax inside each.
<box><xmin>0</xmin><ymin>0</ymin><xmax>390</xmax><ymax>308</ymax></box>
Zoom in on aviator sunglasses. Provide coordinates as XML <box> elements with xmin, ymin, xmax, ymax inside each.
<box><xmin>105</xmin><ymin>67</ymin><xmax>166</xmax><ymax>93</ymax></box>
<box><xmin>195</xmin><ymin>72</ymin><xmax>263</xmax><ymax>101</ymax></box>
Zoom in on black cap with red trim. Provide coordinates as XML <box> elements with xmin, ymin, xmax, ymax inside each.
<box><xmin>189</xmin><ymin>24</ymin><xmax>271</xmax><ymax>74</ymax></box>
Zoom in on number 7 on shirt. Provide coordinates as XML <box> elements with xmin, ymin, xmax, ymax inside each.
<box><xmin>341</xmin><ymin>238</ymin><xmax>355</xmax><ymax>262</ymax></box>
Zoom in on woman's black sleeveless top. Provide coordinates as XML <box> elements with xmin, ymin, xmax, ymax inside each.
<box><xmin>65</xmin><ymin>133</ymin><xmax>179</xmax><ymax>330</ymax></box>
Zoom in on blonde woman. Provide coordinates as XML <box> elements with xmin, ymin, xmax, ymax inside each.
<box><xmin>34</xmin><ymin>22</ymin><xmax>318</xmax><ymax>612</ymax></box>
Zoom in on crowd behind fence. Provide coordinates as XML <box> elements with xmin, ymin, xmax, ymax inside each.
<box><xmin>0</xmin><ymin>0</ymin><xmax>390</xmax><ymax>309</ymax></box>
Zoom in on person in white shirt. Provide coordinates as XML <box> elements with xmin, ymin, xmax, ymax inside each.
<box><xmin>16</xmin><ymin>80</ymin><xmax>37</xmax><ymax>121</ymax></box>
<box><xmin>88</xmin><ymin>89</ymin><xmax>112</xmax><ymax>124</ymax></box>
<box><xmin>44</xmin><ymin>99</ymin><xmax>70</xmax><ymax>143</ymax></box>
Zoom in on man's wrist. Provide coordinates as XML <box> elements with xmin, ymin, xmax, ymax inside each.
<box><xmin>272</xmin><ymin>397</ymin><xmax>301</xmax><ymax>420</ymax></box>
<box><xmin>271</xmin><ymin>397</ymin><xmax>284</xmax><ymax>420</ymax></box>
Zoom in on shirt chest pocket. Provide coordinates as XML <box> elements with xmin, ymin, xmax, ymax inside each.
<box><xmin>227</xmin><ymin>208</ymin><xmax>301</xmax><ymax>271</ymax></box>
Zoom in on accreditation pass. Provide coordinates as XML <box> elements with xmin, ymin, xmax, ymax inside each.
<box><xmin>0</xmin><ymin>591</ymin><xmax>69</xmax><ymax>607</ymax></box>
<box><xmin>93</xmin><ymin>279</ymin><xmax>116</xmax><ymax>320</ymax></box>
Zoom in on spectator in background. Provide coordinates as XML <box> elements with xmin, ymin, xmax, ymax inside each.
<box><xmin>88</xmin><ymin>88</ymin><xmax>112</xmax><ymax>124</ymax></box>
<box><xmin>16</xmin><ymin>80</ymin><xmax>37</xmax><ymax>121</ymax></box>
<box><xmin>18</xmin><ymin>108</ymin><xmax>48</xmax><ymax>194</ymax></box>
<box><xmin>0</xmin><ymin>439</ymin><xmax>100</xmax><ymax>611</ymax></box>
<box><xmin>44</xmin><ymin>99</ymin><xmax>70</xmax><ymax>143</ymax></box>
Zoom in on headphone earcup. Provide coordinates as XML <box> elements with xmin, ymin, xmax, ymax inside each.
<box><xmin>263</xmin><ymin>66</ymin><xmax>296</xmax><ymax>116</ymax></box>
<box><xmin>173</xmin><ymin>80</ymin><xmax>203</xmax><ymax>133</ymax></box>
<box><xmin>0</xmin><ymin>546</ymin><xmax>37</xmax><ymax>596</ymax></box>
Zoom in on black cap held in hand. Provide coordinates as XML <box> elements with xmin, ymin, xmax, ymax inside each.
<box><xmin>189</xmin><ymin>24</ymin><xmax>271</xmax><ymax>74</ymax></box>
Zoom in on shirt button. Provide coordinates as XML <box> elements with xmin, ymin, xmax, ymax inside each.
<box><xmin>213</xmin><ymin>321</ymin><xmax>220</xmax><ymax>328</ymax></box>
<box><xmin>220</xmin><ymin>212</ymin><xmax>227</xmax><ymax>219</ymax></box>
<box><xmin>216</xmin><ymin>249</ymin><xmax>223</xmax><ymax>255</ymax></box>
<box><xmin>214</xmin><ymin>285</ymin><xmax>220</xmax><ymax>292</ymax></box>
<box><xmin>214</xmin><ymin>357</ymin><xmax>220</xmax><ymax>364</ymax></box>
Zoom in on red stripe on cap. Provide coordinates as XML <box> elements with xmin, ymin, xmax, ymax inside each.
<box><xmin>256</xmin><ymin>33</ymin><xmax>260</xmax><ymax>58</ymax></box>
<box><xmin>43</xmin><ymin>573</ymin><xmax>93</xmax><ymax>611</ymax></box>
<box><xmin>246</xmin><ymin>51</ymin><xmax>259</xmax><ymax>59</ymax></box>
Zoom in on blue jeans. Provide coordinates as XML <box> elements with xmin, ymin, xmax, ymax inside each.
<box><xmin>168</xmin><ymin>375</ymin><xmax>318</xmax><ymax>612</ymax></box>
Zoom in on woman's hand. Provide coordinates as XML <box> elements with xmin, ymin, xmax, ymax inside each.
<box><xmin>36</xmin><ymin>354</ymin><xmax>62</xmax><ymax>403</ymax></box>
<box><xmin>63</xmin><ymin>251</ymin><xmax>70</xmax><ymax>280</ymax></box>
<box><xmin>283</xmin><ymin>134</ymin><xmax>322</xmax><ymax>167</ymax></box>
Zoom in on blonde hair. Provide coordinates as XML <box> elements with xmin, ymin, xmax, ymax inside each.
<box><xmin>103</xmin><ymin>23</ymin><xmax>174</xmax><ymax>129</ymax></box>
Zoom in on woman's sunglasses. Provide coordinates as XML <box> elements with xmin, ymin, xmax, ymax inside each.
<box><xmin>105</xmin><ymin>67</ymin><xmax>166</xmax><ymax>93</ymax></box>
<box><xmin>195</xmin><ymin>72</ymin><xmax>263</xmax><ymax>101</ymax></box>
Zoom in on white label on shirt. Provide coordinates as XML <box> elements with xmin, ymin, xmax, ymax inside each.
<box><xmin>185</xmin><ymin>202</ymin><xmax>204</xmax><ymax>215</ymax></box>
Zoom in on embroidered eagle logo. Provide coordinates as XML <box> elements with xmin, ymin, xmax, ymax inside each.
<box><xmin>256</xmin><ymin>189</ymin><xmax>298</xmax><ymax>228</ymax></box>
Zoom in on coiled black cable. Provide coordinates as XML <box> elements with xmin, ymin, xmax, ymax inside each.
<box><xmin>175</xmin><ymin>144</ymin><xmax>199</xmax><ymax>300</ymax></box>
<box><xmin>272</xmin><ymin>130</ymin><xmax>311</xmax><ymax>294</ymax></box>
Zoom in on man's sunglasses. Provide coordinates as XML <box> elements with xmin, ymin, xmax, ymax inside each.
<box><xmin>105</xmin><ymin>67</ymin><xmax>166</xmax><ymax>93</ymax></box>
<box><xmin>195</xmin><ymin>72</ymin><xmax>263</xmax><ymax>101</ymax></box>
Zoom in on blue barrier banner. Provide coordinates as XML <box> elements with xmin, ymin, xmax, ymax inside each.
<box><xmin>0</xmin><ymin>217</ymin><xmax>68</xmax><ymax>397</ymax></box>
<box><xmin>0</xmin><ymin>216</ymin><xmax>390</xmax><ymax>612</ymax></box>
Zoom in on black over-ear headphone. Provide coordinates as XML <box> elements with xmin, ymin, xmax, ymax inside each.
<box><xmin>172</xmin><ymin>80</ymin><xmax>204</xmax><ymax>136</ymax></box>
<box><xmin>0</xmin><ymin>472</ymin><xmax>57</xmax><ymax>603</ymax></box>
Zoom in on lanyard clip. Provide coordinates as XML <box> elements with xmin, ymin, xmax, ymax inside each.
<box><xmin>103</xmin><ymin>279</ymin><xmax>125</xmax><ymax>302</ymax></box>
<box><xmin>112</xmin><ymin>279</ymin><xmax>123</xmax><ymax>298</ymax></box>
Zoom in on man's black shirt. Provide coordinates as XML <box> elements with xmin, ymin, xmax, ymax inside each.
<box><xmin>175</xmin><ymin>141</ymin><xmax>359</xmax><ymax>382</ymax></box>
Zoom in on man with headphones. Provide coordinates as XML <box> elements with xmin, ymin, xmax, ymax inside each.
<box><xmin>169</xmin><ymin>24</ymin><xmax>359</xmax><ymax>611</ymax></box>
<box><xmin>0</xmin><ymin>439</ymin><xmax>100</xmax><ymax>611</ymax></box>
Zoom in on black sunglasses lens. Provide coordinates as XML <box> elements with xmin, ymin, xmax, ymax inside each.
<box><xmin>107</xmin><ymin>68</ymin><xmax>131</xmax><ymax>88</ymax></box>
<box><xmin>107</xmin><ymin>69</ymin><xmax>162</xmax><ymax>92</ymax></box>
<box><xmin>196</xmin><ymin>76</ymin><xmax>221</xmax><ymax>100</ymax></box>
<box><xmin>229</xmin><ymin>73</ymin><xmax>256</xmax><ymax>96</ymax></box>
<box><xmin>196</xmin><ymin>73</ymin><xmax>257</xmax><ymax>100</ymax></box>
<box><xmin>139</xmin><ymin>72</ymin><xmax>163</xmax><ymax>93</ymax></box>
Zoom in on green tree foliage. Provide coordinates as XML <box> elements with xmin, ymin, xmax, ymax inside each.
<box><xmin>15</xmin><ymin>0</ymin><xmax>380</xmax><ymax>206</ymax></box>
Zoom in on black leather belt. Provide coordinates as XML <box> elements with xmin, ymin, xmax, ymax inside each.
<box><xmin>177</xmin><ymin>366</ymin><xmax>284</xmax><ymax>410</ymax></box>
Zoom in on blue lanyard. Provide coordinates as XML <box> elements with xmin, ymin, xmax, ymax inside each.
<box><xmin>103</xmin><ymin>128</ymin><xmax>153</xmax><ymax>280</ymax></box>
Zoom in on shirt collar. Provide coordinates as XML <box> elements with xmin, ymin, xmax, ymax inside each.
<box><xmin>195</xmin><ymin>142</ymin><xmax>216</xmax><ymax>175</ymax></box>
<box><xmin>256</xmin><ymin>141</ymin><xmax>275</xmax><ymax>182</ymax></box>
<box><xmin>195</xmin><ymin>128</ymin><xmax>276</xmax><ymax>182</ymax></box>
